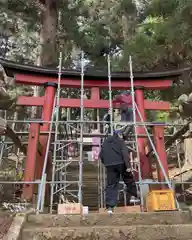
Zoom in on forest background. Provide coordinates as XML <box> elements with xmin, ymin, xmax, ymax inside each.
<box><xmin>1</xmin><ymin>0</ymin><xmax>192</xmax><ymax>121</ymax></box>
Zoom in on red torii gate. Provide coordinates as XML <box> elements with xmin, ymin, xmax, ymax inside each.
<box><xmin>0</xmin><ymin>58</ymin><xmax>183</xmax><ymax>200</ymax></box>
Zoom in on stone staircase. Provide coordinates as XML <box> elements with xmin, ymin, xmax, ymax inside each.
<box><xmin>63</xmin><ymin>158</ymin><xmax>99</xmax><ymax>211</ymax></box>
<box><xmin>21</xmin><ymin>211</ymin><xmax>192</xmax><ymax>239</ymax></box>
<box><xmin>82</xmin><ymin>160</ymin><xmax>99</xmax><ymax>211</ymax></box>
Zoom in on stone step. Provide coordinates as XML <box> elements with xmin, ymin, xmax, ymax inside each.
<box><xmin>67</xmin><ymin>161</ymin><xmax>99</xmax><ymax>209</ymax></box>
<box><xmin>21</xmin><ymin>224</ymin><xmax>192</xmax><ymax>240</ymax></box>
<box><xmin>0</xmin><ymin>212</ymin><xmax>14</xmax><ymax>239</ymax></box>
<box><xmin>27</xmin><ymin>211</ymin><xmax>191</xmax><ymax>228</ymax></box>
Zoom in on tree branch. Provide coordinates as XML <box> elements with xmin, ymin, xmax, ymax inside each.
<box><xmin>32</xmin><ymin>0</ymin><xmax>46</xmax><ymax>12</ymax></box>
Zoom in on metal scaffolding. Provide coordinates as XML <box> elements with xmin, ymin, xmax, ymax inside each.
<box><xmin>96</xmin><ymin>55</ymin><xmax>181</xmax><ymax>210</ymax></box>
<box><xmin>128</xmin><ymin>56</ymin><xmax>180</xmax><ymax>210</ymax></box>
<box><xmin>1</xmin><ymin>53</ymin><xmax>192</xmax><ymax>213</ymax></box>
<box><xmin>37</xmin><ymin>52</ymin><xmax>86</xmax><ymax>213</ymax></box>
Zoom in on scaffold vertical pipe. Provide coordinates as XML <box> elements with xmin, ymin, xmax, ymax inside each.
<box><xmin>100</xmin><ymin>54</ymin><xmax>113</xmax><ymax>207</ymax></box>
<box><xmin>107</xmin><ymin>54</ymin><xmax>113</xmax><ymax>135</ymax></box>
<box><xmin>0</xmin><ymin>140</ymin><xmax>5</xmax><ymax>166</ymax></box>
<box><xmin>0</xmin><ymin>110</ymin><xmax>7</xmax><ymax>167</ymax></box>
<box><xmin>50</xmin><ymin>52</ymin><xmax>63</xmax><ymax>213</ymax></box>
<box><xmin>135</xmin><ymin>103</ymin><xmax>180</xmax><ymax>209</ymax></box>
<box><xmin>97</xmin><ymin>109</ymin><xmax>103</xmax><ymax>208</ymax></box>
<box><xmin>129</xmin><ymin>56</ymin><xmax>144</xmax><ymax>211</ymax></box>
<box><xmin>78</xmin><ymin>51</ymin><xmax>84</xmax><ymax>206</ymax></box>
<box><xmin>174</xmin><ymin>127</ymin><xmax>185</xmax><ymax>201</ymax></box>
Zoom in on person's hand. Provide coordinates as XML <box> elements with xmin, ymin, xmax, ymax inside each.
<box><xmin>126</xmin><ymin>168</ymin><xmax>132</xmax><ymax>173</ymax></box>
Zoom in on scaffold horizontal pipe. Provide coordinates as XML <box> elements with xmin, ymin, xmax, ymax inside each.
<box><xmin>53</xmin><ymin>189</ymin><xmax>78</xmax><ymax>195</ymax></box>
<box><xmin>0</xmin><ymin>180</ymin><xmax>192</xmax><ymax>184</ymax></box>
<box><xmin>1</xmin><ymin>136</ymin><xmax>186</xmax><ymax>146</ymax></box>
<box><xmin>60</xmin><ymin>190</ymin><xmax>78</xmax><ymax>192</ymax></box>
<box><xmin>0</xmin><ymin>181</ymin><xmax>41</xmax><ymax>184</ymax></box>
<box><xmin>49</xmin><ymin>133</ymin><xmax>177</xmax><ymax>137</ymax></box>
<box><xmin>0</xmin><ymin>141</ymin><xmax>28</xmax><ymax>144</ymax></box>
<box><xmin>136</xmin><ymin>181</ymin><xmax>192</xmax><ymax>185</ymax></box>
<box><xmin>55</xmin><ymin>160</ymin><xmax>79</xmax><ymax>162</ymax></box>
<box><xmin>0</xmin><ymin>180</ymin><xmax>79</xmax><ymax>184</ymax></box>
<box><xmin>0</xmin><ymin>132</ymin><xmax>184</xmax><ymax>138</ymax></box>
<box><xmin>54</xmin><ymin>140</ymin><xmax>80</xmax><ymax>143</ymax></box>
<box><xmin>5</xmin><ymin>119</ymin><xmax>187</xmax><ymax>126</ymax></box>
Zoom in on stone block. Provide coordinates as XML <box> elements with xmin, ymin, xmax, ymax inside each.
<box><xmin>27</xmin><ymin>211</ymin><xmax>191</xmax><ymax>228</ymax></box>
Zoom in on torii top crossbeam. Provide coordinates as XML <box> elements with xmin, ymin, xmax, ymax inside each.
<box><xmin>0</xmin><ymin>58</ymin><xmax>187</xmax><ymax>89</ymax></box>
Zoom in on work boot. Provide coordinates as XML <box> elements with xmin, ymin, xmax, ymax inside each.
<box><xmin>107</xmin><ymin>206</ymin><xmax>114</xmax><ymax>215</ymax></box>
<box><xmin>130</xmin><ymin>196</ymin><xmax>140</xmax><ymax>204</ymax></box>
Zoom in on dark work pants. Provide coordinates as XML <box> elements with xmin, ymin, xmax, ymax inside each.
<box><xmin>105</xmin><ymin>163</ymin><xmax>137</xmax><ymax>208</ymax></box>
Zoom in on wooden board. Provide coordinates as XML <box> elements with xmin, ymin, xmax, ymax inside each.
<box><xmin>99</xmin><ymin>205</ymin><xmax>141</xmax><ymax>213</ymax></box>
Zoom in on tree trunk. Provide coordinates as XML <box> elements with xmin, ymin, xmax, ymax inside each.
<box><xmin>183</xmin><ymin>138</ymin><xmax>192</xmax><ymax>166</ymax></box>
<box><xmin>172</xmin><ymin>137</ymin><xmax>192</xmax><ymax>182</ymax></box>
<box><xmin>182</xmin><ymin>137</ymin><xmax>192</xmax><ymax>180</ymax></box>
<box><xmin>41</xmin><ymin>0</ymin><xmax>58</xmax><ymax>67</ymax></box>
<box><xmin>121</xmin><ymin>14</ymin><xmax>135</xmax><ymax>42</ymax></box>
<box><xmin>121</xmin><ymin>14</ymin><xmax>129</xmax><ymax>41</ymax></box>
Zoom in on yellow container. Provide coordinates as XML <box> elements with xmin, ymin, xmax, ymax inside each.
<box><xmin>146</xmin><ymin>189</ymin><xmax>176</xmax><ymax>211</ymax></box>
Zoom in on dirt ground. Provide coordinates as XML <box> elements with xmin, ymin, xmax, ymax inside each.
<box><xmin>0</xmin><ymin>211</ymin><xmax>14</xmax><ymax>239</ymax></box>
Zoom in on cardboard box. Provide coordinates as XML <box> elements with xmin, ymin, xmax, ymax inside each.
<box><xmin>58</xmin><ymin>203</ymin><xmax>82</xmax><ymax>214</ymax></box>
<box><xmin>99</xmin><ymin>205</ymin><xmax>141</xmax><ymax>213</ymax></box>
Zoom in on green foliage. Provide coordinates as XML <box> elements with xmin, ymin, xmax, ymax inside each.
<box><xmin>1</xmin><ymin>0</ymin><xmax>192</xmax><ymax>120</ymax></box>
<box><xmin>146</xmin><ymin>0</ymin><xmax>179</xmax><ymax>17</ymax></box>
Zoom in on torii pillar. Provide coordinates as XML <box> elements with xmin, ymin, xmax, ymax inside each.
<box><xmin>135</xmin><ymin>87</ymin><xmax>152</xmax><ymax>179</ymax></box>
<box><xmin>36</xmin><ymin>82</ymin><xmax>57</xmax><ymax>180</ymax></box>
<box><xmin>22</xmin><ymin>82</ymin><xmax>57</xmax><ymax>201</ymax></box>
<box><xmin>153</xmin><ymin>123</ymin><xmax>169</xmax><ymax>184</ymax></box>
